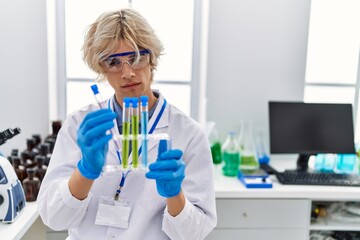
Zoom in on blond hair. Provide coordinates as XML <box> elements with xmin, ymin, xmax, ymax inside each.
<box><xmin>83</xmin><ymin>9</ymin><xmax>164</xmax><ymax>81</ymax></box>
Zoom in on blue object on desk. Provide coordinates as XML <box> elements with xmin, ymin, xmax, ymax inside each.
<box><xmin>237</xmin><ymin>170</ymin><xmax>273</xmax><ymax>188</ymax></box>
<box><xmin>335</xmin><ymin>154</ymin><xmax>357</xmax><ymax>174</ymax></box>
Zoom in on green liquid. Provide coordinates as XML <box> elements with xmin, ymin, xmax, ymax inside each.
<box><xmin>240</xmin><ymin>155</ymin><xmax>259</xmax><ymax>173</ymax></box>
<box><xmin>132</xmin><ymin>115</ymin><xmax>139</xmax><ymax>168</ymax></box>
<box><xmin>122</xmin><ymin>121</ymin><xmax>130</xmax><ymax>169</ymax></box>
<box><xmin>211</xmin><ymin>142</ymin><xmax>222</xmax><ymax>164</ymax></box>
<box><xmin>222</xmin><ymin>152</ymin><xmax>240</xmax><ymax>177</ymax></box>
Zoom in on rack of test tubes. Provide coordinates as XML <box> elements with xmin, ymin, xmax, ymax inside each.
<box><xmin>91</xmin><ymin>84</ymin><xmax>170</xmax><ymax>173</ymax></box>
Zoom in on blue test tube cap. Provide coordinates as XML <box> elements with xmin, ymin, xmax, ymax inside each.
<box><xmin>140</xmin><ymin>96</ymin><xmax>148</xmax><ymax>106</ymax></box>
<box><xmin>131</xmin><ymin>98</ymin><xmax>138</xmax><ymax>108</ymax></box>
<box><xmin>90</xmin><ymin>84</ymin><xmax>99</xmax><ymax>95</ymax></box>
<box><xmin>124</xmin><ymin>97</ymin><xmax>131</xmax><ymax>108</ymax></box>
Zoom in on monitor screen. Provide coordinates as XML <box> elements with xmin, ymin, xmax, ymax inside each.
<box><xmin>269</xmin><ymin>101</ymin><xmax>355</xmax><ymax>168</ymax></box>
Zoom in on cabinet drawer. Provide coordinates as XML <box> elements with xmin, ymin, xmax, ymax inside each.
<box><xmin>216</xmin><ymin>199</ymin><xmax>310</xmax><ymax>228</ymax></box>
<box><xmin>206</xmin><ymin>229</ymin><xmax>308</xmax><ymax>240</ymax></box>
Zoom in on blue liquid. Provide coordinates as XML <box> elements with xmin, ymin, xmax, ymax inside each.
<box><xmin>336</xmin><ymin>154</ymin><xmax>356</xmax><ymax>173</ymax></box>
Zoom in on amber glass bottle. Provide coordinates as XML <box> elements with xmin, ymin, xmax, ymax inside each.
<box><xmin>35</xmin><ymin>155</ymin><xmax>47</xmax><ymax>181</ymax></box>
<box><xmin>23</xmin><ymin>168</ymin><xmax>41</xmax><ymax>202</ymax></box>
<box><xmin>45</xmin><ymin>120</ymin><xmax>62</xmax><ymax>142</ymax></box>
<box><xmin>12</xmin><ymin>156</ymin><xmax>27</xmax><ymax>182</ymax></box>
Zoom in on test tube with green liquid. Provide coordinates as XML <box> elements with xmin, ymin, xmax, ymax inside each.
<box><xmin>122</xmin><ymin>98</ymin><xmax>131</xmax><ymax>169</ymax></box>
<box><xmin>131</xmin><ymin>98</ymin><xmax>139</xmax><ymax>168</ymax></box>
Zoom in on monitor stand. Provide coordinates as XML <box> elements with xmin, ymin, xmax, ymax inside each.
<box><xmin>296</xmin><ymin>154</ymin><xmax>311</xmax><ymax>171</ymax></box>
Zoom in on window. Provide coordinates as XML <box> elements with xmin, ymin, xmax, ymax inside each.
<box><xmin>51</xmin><ymin>0</ymin><xmax>208</xmax><ymax>122</ymax></box>
<box><xmin>304</xmin><ymin>0</ymin><xmax>360</xmax><ymax>141</ymax></box>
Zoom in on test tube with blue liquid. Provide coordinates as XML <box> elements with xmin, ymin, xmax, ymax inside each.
<box><xmin>131</xmin><ymin>98</ymin><xmax>139</xmax><ymax>168</ymax></box>
<box><xmin>90</xmin><ymin>84</ymin><xmax>122</xmax><ymax>172</ymax></box>
<box><xmin>122</xmin><ymin>97</ymin><xmax>131</xmax><ymax>169</ymax></box>
<box><xmin>140</xmin><ymin>96</ymin><xmax>149</xmax><ymax>168</ymax></box>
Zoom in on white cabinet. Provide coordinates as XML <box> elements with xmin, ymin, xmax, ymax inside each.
<box><xmin>212</xmin><ymin>162</ymin><xmax>360</xmax><ymax>240</ymax></box>
<box><xmin>206</xmin><ymin>199</ymin><xmax>310</xmax><ymax>240</ymax></box>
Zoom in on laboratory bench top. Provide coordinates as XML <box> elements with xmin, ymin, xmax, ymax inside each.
<box><xmin>213</xmin><ymin>157</ymin><xmax>360</xmax><ymax>200</ymax></box>
<box><xmin>0</xmin><ymin>202</ymin><xmax>39</xmax><ymax>240</ymax></box>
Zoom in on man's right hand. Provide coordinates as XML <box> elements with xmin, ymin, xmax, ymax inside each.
<box><xmin>77</xmin><ymin>109</ymin><xmax>117</xmax><ymax>180</ymax></box>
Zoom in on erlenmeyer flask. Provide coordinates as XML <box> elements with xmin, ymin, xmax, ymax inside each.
<box><xmin>238</xmin><ymin>121</ymin><xmax>259</xmax><ymax>173</ymax></box>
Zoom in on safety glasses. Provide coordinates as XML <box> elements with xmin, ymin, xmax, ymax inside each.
<box><xmin>102</xmin><ymin>49</ymin><xmax>151</xmax><ymax>73</ymax></box>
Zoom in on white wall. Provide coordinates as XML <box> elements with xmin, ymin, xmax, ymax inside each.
<box><xmin>206</xmin><ymin>0</ymin><xmax>311</xmax><ymax>142</ymax></box>
<box><xmin>0</xmin><ymin>0</ymin><xmax>49</xmax><ymax>156</ymax></box>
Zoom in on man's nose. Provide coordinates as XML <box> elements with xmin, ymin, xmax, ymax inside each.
<box><xmin>121</xmin><ymin>62</ymin><xmax>135</xmax><ymax>78</ymax></box>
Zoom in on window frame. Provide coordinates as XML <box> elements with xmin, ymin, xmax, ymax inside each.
<box><xmin>54</xmin><ymin>0</ymin><xmax>207</xmax><ymax>123</ymax></box>
<box><xmin>304</xmin><ymin>0</ymin><xmax>360</xmax><ymax>141</ymax></box>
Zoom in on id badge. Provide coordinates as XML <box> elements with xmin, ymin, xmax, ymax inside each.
<box><xmin>95</xmin><ymin>196</ymin><xmax>133</xmax><ymax>229</ymax></box>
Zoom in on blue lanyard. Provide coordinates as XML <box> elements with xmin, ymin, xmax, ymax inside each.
<box><xmin>111</xmin><ymin>97</ymin><xmax>167</xmax><ymax>199</ymax></box>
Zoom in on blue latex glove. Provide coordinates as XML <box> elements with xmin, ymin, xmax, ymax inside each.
<box><xmin>145</xmin><ymin>140</ymin><xmax>185</xmax><ymax>198</ymax></box>
<box><xmin>77</xmin><ymin>109</ymin><xmax>117</xmax><ymax>180</ymax></box>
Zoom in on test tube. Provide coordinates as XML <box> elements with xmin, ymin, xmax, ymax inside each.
<box><xmin>131</xmin><ymin>98</ymin><xmax>139</xmax><ymax>168</ymax></box>
<box><xmin>122</xmin><ymin>97</ymin><xmax>131</xmax><ymax>169</ymax></box>
<box><xmin>140</xmin><ymin>96</ymin><xmax>149</xmax><ymax>168</ymax></box>
<box><xmin>90</xmin><ymin>84</ymin><xmax>122</xmax><ymax>169</ymax></box>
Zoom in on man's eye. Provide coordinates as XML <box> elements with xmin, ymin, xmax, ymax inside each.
<box><xmin>107</xmin><ymin>58</ymin><xmax>121</xmax><ymax>67</ymax></box>
<box><xmin>128</xmin><ymin>56</ymin><xmax>136</xmax><ymax>64</ymax></box>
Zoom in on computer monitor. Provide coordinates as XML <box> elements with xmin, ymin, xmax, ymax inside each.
<box><xmin>269</xmin><ymin>101</ymin><xmax>355</xmax><ymax>171</ymax></box>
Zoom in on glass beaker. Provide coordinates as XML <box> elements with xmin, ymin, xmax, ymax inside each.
<box><xmin>238</xmin><ymin>121</ymin><xmax>259</xmax><ymax>174</ymax></box>
<box><xmin>222</xmin><ymin>131</ymin><xmax>241</xmax><ymax>177</ymax></box>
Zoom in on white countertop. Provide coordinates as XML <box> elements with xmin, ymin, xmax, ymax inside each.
<box><xmin>213</xmin><ymin>157</ymin><xmax>360</xmax><ymax>200</ymax></box>
<box><xmin>0</xmin><ymin>202</ymin><xmax>39</xmax><ymax>240</ymax></box>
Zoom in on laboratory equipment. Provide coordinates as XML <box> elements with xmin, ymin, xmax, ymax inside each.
<box><xmin>0</xmin><ymin>127</ymin><xmax>21</xmax><ymax>146</ymax></box>
<box><xmin>237</xmin><ymin>169</ymin><xmax>272</xmax><ymax>188</ymax></box>
<box><xmin>91</xmin><ymin>84</ymin><xmax>122</xmax><ymax>172</ymax></box>
<box><xmin>238</xmin><ymin>121</ymin><xmax>259</xmax><ymax>173</ymax></box>
<box><xmin>12</xmin><ymin>157</ymin><xmax>26</xmax><ymax>183</ymax></box>
<box><xmin>254</xmin><ymin>129</ymin><xmax>270</xmax><ymax>165</ymax></box>
<box><xmin>44</xmin><ymin>121</ymin><xmax>62</xmax><ymax>142</ymax></box>
<box><xmin>32</xmin><ymin>134</ymin><xmax>41</xmax><ymax>147</ymax></box>
<box><xmin>140</xmin><ymin>96</ymin><xmax>149</xmax><ymax>168</ymax></box>
<box><xmin>131</xmin><ymin>98</ymin><xmax>140</xmax><ymax>168</ymax></box>
<box><xmin>122</xmin><ymin>97</ymin><xmax>131</xmax><ymax>170</ymax></box>
<box><xmin>0</xmin><ymin>155</ymin><xmax>26</xmax><ymax>223</ymax></box>
<box><xmin>22</xmin><ymin>168</ymin><xmax>40</xmax><ymax>202</ymax></box>
<box><xmin>207</xmin><ymin>122</ymin><xmax>222</xmax><ymax>165</ymax></box>
<box><xmin>222</xmin><ymin>132</ymin><xmax>241</xmax><ymax>177</ymax></box>
<box><xmin>335</xmin><ymin>154</ymin><xmax>357</xmax><ymax>174</ymax></box>
<box><xmin>314</xmin><ymin>154</ymin><xmax>337</xmax><ymax>172</ymax></box>
<box><xmin>35</xmin><ymin>155</ymin><xmax>47</xmax><ymax>181</ymax></box>
<box><xmin>117</xmin><ymin>133</ymin><xmax>171</xmax><ymax>171</ymax></box>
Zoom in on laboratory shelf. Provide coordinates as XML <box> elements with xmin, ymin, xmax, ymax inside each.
<box><xmin>310</xmin><ymin>217</ymin><xmax>360</xmax><ymax>232</ymax></box>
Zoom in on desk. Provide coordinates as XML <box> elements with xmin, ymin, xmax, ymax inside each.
<box><xmin>0</xmin><ymin>202</ymin><xmax>42</xmax><ymax>240</ymax></box>
<box><xmin>206</xmin><ymin>158</ymin><xmax>360</xmax><ymax>240</ymax></box>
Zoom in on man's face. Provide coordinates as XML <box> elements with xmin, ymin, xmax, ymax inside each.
<box><xmin>104</xmin><ymin>40</ymin><xmax>153</xmax><ymax>105</ymax></box>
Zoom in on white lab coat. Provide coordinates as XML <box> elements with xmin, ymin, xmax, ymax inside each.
<box><xmin>37</xmin><ymin>91</ymin><xmax>217</xmax><ymax>240</ymax></box>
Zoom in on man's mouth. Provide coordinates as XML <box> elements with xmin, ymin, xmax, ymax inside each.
<box><xmin>122</xmin><ymin>82</ymin><xmax>141</xmax><ymax>88</ymax></box>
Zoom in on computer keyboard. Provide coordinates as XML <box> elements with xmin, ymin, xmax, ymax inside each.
<box><xmin>275</xmin><ymin>170</ymin><xmax>360</xmax><ymax>187</ymax></box>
